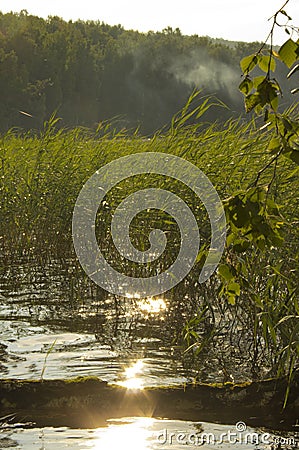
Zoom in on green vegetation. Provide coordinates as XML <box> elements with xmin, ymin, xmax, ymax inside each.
<box><xmin>0</xmin><ymin>94</ymin><xmax>298</xmax><ymax>393</ymax></box>
<box><xmin>0</xmin><ymin>10</ymin><xmax>297</xmax><ymax>133</ymax></box>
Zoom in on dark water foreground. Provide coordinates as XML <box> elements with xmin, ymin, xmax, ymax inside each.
<box><xmin>0</xmin><ymin>375</ymin><xmax>298</xmax><ymax>429</ymax></box>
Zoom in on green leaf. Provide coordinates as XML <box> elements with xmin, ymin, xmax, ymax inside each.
<box><xmin>239</xmin><ymin>77</ymin><xmax>253</xmax><ymax>95</ymax></box>
<box><xmin>227</xmin><ymin>281</ymin><xmax>241</xmax><ymax>296</ymax></box>
<box><xmin>233</xmin><ymin>203</ymin><xmax>250</xmax><ymax>228</ymax></box>
<box><xmin>226</xmin><ymin>232</ymin><xmax>236</xmax><ymax>246</ymax></box>
<box><xmin>268</xmin><ymin>137</ymin><xmax>281</xmax><ymax>154</ymax></box>
<box><xmin>233</xmin><ymin>239</ymin><xmax>250</xmax><ymax>253</ymax></box>
<box><xmin>245</xmin><ymin>93</ymin><xmax>261</xmax><ymax>113</ymax></box>
<box><xmin>279</xmin><ymin>39</ymin><xmax>298</xmax><ymax>68</ymax></box>
<box><xmin>256</xmin><ymin>79</ymin><xmax>279</xmax><ymax>109</ymax></box>
<box><xmin>258</xmin><ymin>54</ymin><xmax>276</xmax><ymax>73</ymax></box>
<box><xmin>240</xmin><ymin>54</ymin><xmax>258</xmax><ymax>74</ymax></box>
<box><xmin>256</xmin><ymin>237</ymin><xmax>266</xmax><ymax>251</ymax></box>
<box><xmin>270</xmin><ymin>95</ymin><xmax>279</xmax><ymax>111</ymax></box>
<box><xmin>253</xmin><ymin>76</ymin><xmax>266</xmax><ymax>89</ymax></box>
<box><xmin>218</xmin><ymin>264</ymin><xmax>234</xmax><ymax>281</ymax></box>
<box><xmin>227</xmin><ymin>294</ymin><xmax>236</xmax><ymax>306</ymax></box>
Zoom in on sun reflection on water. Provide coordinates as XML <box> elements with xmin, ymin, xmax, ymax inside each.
<box><xmin>116</xmin><ymin>359</ymin><xmax>145</xmax><ymax>390</ymax></box>
<box><xmin>91</xmin><ymin>417</ymin><xmax>154</xmax><ymax>450</ymax></box>
<box><xmin>137</xmin><ymin>297</ymin><xmax>167</xmax><ymax>314</ymax></box>
<box><xmin>118</xmin><ymin>377</ymin><xmax>144</xmax><ymax>389</ymax></box>
<box><xmin>125</xmin><ymin>293</ymin><xmax>167</xmax><ymax>314</ymax></box>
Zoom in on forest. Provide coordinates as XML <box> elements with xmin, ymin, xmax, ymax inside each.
<box><xmin>0</xmin><ymin>10</ymin><xmax>296</xmax><ymax>133</ymax></box>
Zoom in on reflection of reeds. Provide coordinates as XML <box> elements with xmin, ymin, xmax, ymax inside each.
<box><xmin>40</xmin><ymin>339</ymin><xmax>57</xmax><ymax>381</ymax></box>
<box><xmin>0</xmin><ymin>413</ymin><xmax>16</xmax><ymax>426</ymax></box>
<box><xmin>0</xmin><ymin>413</ymin><xmax>34</xmax><ymax>436</ymax></box>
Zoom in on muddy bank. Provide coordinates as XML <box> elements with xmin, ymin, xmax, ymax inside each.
<box><xmin>0</xmin><ymin>375</ymin><xmax>298</xmax><ymax>430</ymax></box>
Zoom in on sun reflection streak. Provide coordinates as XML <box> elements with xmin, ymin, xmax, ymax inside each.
<box><xmin>137</xmin><ymin>297</ymin><xmax>167</xmax><ymax>314</ymax></box>
<box><xmin>117</xmin><ymin>378</ymin><xmax>144</xmax><ymax>389</ymax></box>
<box><xmin>91</xmin><ymin>417</ymin><xmax>155</xmax><ymax>450</ymax></box>
<box><xmin>125</xmin><ymin>294</ymin><xmax>167</xmax><ymax>313</ymax></box>
<box><xmin>124</xmin><ymin>359</ymin><xmax>143</xmax><ymax>378</ymax></box>
<box><xmin>116</xmin><ymin>359</ymin><xmax>145</xmax><ymax>390</ymax></box>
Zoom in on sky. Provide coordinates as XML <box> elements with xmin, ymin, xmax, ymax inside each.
<box><xmin>0</xmin><ymin>0</ymin><xmax>298</xmax><ymax>44</ymax></box>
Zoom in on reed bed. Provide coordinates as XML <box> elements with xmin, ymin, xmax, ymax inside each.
<box><xmin>0</xmin><ymin>101</ymin><xmax>298</xmax><ymax>388</ymax></box>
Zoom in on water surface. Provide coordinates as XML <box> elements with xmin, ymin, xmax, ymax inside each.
<box><xmin>0</xmin><ymin>261</ymin><xmax>297</xmax><ymax>449</ymax></box>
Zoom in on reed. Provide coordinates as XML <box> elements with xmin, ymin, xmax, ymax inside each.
<box><xmin>0</xmin><ymin>96</ymin><xmax>298</xmax><ymax>390</ymax></box>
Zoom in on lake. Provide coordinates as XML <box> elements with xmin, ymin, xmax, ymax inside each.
<box><xmin>0</xmin><ymin>259</ymin><xmax>297</xmax><ymax>449</ymax></box>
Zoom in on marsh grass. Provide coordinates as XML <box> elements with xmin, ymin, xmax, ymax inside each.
<box><xmin>0</xmin><ymin>96</ymin><xmax>298</xmax><ymax>390</ymax></box>
<box><xmin>0</xmin><ymin>113</ymin><xmax>273</xmax><ymax>258</ymax></box>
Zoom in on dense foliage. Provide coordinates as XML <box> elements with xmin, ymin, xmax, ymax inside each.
<box><xmin>0</xmin><ymin>10</ymin><xmax>297</xmax><ymax>133</ymax></box>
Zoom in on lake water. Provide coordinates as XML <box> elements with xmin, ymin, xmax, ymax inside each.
<box><xmin>0</xmin><ymin>261</ymin><xmax>297</xmax><ymax>449</ymax></box>
<box><xmin>1</xmin><ymin>417</ymin><xmax>297</xmax><ymax>449</ymax></box>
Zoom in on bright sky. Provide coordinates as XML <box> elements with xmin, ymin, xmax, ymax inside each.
<box><xmin>0</xmin><ymin>0</ymin><xmax>298</xmax><ymax>44</ymax></box>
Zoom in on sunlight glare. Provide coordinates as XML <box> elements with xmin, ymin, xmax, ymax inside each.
<box><xmin>137</xmin><ymin>297</ymin><xmax>167</xmax><ymax>314</ymax></box>
<box><xmin>125</xmin><ymin>292</ymin><xmax>140</xmax><ymax>299</ymax></box>
<box><xmin>117</xmin><ymin>377</ymin><xmax>144</xmax><ymax>389</ymax></box>
<box><xmin>116</xmin><ymin>359</ymin><xmax>145</xmax><ymax>390</ymax></box>
<box><xmin>91</xmin><ymin>417</ymin><xmax>154</xmax><ymax>450</ymax></box>
<box><xmin>124</xmin><ymin>359</ymin><xmax>143</xmax><ymax>378</ymax></box>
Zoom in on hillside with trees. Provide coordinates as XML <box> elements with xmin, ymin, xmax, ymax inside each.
<box><xmin>0</xmin><ymin>10</ymin><xmax>296</xmax><ymax>133</ymax></box>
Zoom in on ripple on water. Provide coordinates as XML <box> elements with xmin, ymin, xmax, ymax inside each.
<box><xmin>0</xmin><ymin>320</ymin><xmax>190</xmax><ymax>386</ymax></box>
<box><xmin>0</xmin><ymin>418</ymin><xmax>290</xmax><ymax>450</ymax></box>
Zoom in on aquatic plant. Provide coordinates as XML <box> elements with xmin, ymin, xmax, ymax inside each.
<box><xmin>0</xmin><ymin>92</ymin><xmax>298</xmax><ymax>395</ymax></box>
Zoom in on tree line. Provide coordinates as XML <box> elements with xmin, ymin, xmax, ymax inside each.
<box><xmin>0</xmin><ymin>11</ymin><xmax>296</xmax><ymax>133</ymax></box>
